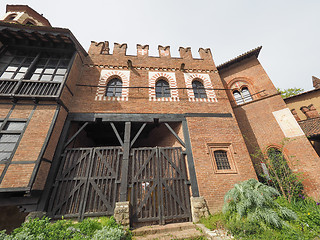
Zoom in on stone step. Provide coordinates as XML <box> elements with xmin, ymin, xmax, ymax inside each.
<box><xmin>133</xmin><ymin>227</ymin><xmax>204</xmax><ymax>240</ymax></box>
<box><xmin>133</xmin><ymin>222</ymin><xmax>199</xmax><ymax>236</ymax></box>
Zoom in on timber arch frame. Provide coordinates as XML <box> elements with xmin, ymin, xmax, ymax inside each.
<box><xmin>38</xmin><ymin>112</ymin><xmax>233</xmax><ymax>221</ymax></box>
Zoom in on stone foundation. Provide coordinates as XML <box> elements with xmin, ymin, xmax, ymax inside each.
<box><xmin>25</xmin><ymin>211</ymin><xmax>46</xmax><ymax>222</ymax></box>
<box><xmin>190</xmin><ymin>196</ymin><xmax>210</xmax><ymax>222</ymax></box>
<box><xmin>113</xmin><ymin>201</ymin><xmax>130</xmax><ymax>228</ymax></box>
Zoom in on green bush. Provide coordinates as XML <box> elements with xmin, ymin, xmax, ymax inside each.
<box><xmin>223</xmin><ymin>179</ymin><xmax>297</xmax><ymax>229</ymax></box>
<box><xmin>200</xmin><ymin>179</ymin><xmax>320</xmax><ymax>239</ymax></box>
<box><xmin>92</xmin><ymin>226</ymin><xmax>125</xmax><ymax>240</ymax></box>
<box><xmin>0</xmin><ymin>216</ymin><xmax>130</xmax><ymax>240</ymax></box>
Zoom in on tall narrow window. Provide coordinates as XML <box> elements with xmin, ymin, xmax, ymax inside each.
<box><xmin>233</xmin><ymin>87</ymin><xmax>253</xmax><ymax>105</ymax></box>
<box><xmin>106</xmin><ymin>78</ymin><xmax>122</xmax><ymax>97</ymax></box>
<box><xmin>0</xmin><ymin>120</ymin><xmax>26</xmax><ymax>163</ymax></box>
<box><xmin>241</xmin><ymin>87</ymin><xmax>253</xmax><ymax>102</ymax></box>
<box><xmin>214</xmin><ymin>150</ymin><xmax>231</xmax><ymax>170</ymax></box>
<box><xmin>233</xmin><ymin>90</ymin><xmax>244</xmax><ymax>105</ymax></box>
<box><xmin>155</xmin><ymin>79</ymin><xmax>170</xmax><ymax>98</ymax></box>
<box><xmin>192</xmin><ymin>80</ymin><xmax>207</xmax><ymax>98</ymax></box>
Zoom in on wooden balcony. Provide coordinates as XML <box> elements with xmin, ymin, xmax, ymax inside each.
<box><xmin>0</xmin><ymin>78</ymin><xmax>61</xmax><ymax>100</ymax></box>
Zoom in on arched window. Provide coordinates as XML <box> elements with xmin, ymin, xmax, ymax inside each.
<box><xmin>155</xmin><ymin>79</ymin><xmax>170</xmax><ymax>98</ymax></box>
<box><xmin>6</xmin><ymin>14</ymin><xmax>17</xmax><ymax>21</ymax></box>
<box><xmin>241</xmin><ymin>87</ymin><xmax>253</xmax><ymax>102</ymax></box>
<box><xmin>192</xmin><ymin>80</ymin><xmax>207</xmax><ymax>98</ymax></box>
<box><xmin>233</xmin><ymin>91</ymin><xmax>244</xmax><ymax>105</ymax></box>
<box><xmin>267</xmin><ymin>148</ymin><xmax>286</xmax><ymax>169</ymax></box>
<box><xmin>233</xmin><ymin>87</ymin><xmax>253</xmax><ymax>105</ymax></box>
<box><xmin>24</xmin><ymin>19</ymin><xmax>36</xmax><ymax>25</ymax></box>
<box><xmin>214</xmin><ymin>150</ymin><xmax>231</xmax><ymax>170</ymax></box>
<box><xmin>106</xmin><ymin>78</ymin><xmax>122</xmax><ymax>97</ymax></box>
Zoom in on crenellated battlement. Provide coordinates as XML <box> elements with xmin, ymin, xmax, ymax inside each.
<box><xmin>88</xmin><ymin>41</ymin><xmax>213</xmax><ymax>61</ymax></box>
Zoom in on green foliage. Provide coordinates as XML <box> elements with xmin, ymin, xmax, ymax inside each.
<box><xmin>277</xmin><ymin>87</ymin><xmax>304</xmax><ymax>98</ymax></box>
<box><xmin>201</xmin><ymin>180</ymin><xmax>320</xmax><ymax>239</ymax></box>
<box><xmin>250</xmin><ymin>139</ymin><xmax>304</xmax><ymax>202</ymax></box>
<box><xmin>199</xmin><ymin>212</ymin><xmax>225</xmax><ymax>230</ymax></box>
<box><xmin>0</xmin><ymin>216</ymin><xmax>130</xmax><ymax>240</ymax></box>
<box><xmin>91</xmin><ymin>226</ymin><xmax>125</xmax><ymax>240</ymax></box>
<box><xmin>223</xmin><ymin>179</ymin><xmax>297</xmax><ymax>229</ymax></box>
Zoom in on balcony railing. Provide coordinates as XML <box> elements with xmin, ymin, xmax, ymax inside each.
<box><xmin>0</xmin><ymin>79</ymin><xmax>61</xmax><ymax>98</ymax></box>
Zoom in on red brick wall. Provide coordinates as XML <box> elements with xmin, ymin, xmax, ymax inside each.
<box><xmin>219</xmin><ymin>57</ymin><xmax>320</xmax><ymax>200</ymax></box>
<box><xmin>60</xmin><ymin>53</ymin><xmax>84</xmax><ymax>109</ymax></box>
<box><xmin>187</xmin><ymin>117</ymin><xmax>257</xmax><ymax>212</ymax></box>
<box><xmin>0</xmin><ymin>103</ymin><xmax>57</xmax><ymax>189</ymax></box>
<box><xmin>32</xmin><ymin>107</ymin><xmax>68</xmax><ymax>190</ymax></box>
<box><xmin>68</xmin><ymin>44</ymin><xmax>258</xmax><ymax>212</ymax></box>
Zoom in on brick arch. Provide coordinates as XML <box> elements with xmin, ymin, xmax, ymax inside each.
<box><xmin>183</xmin><ymin>73</ymin><xmax>217</xmax><ymax>102</ymax></box>
<box><xmin>95</xmin><ymin>70</ymin><xmax>130</xmax><ymax>101</ymax></box>
<box><xmin>149</xmin><ymin>72</ymin><xmax>179</xmax><ymax>101</ymax></box>
<box><xmin>228</xmin><ymin>78</ymin><xmax>256</xmax><ymax>103</ymax></box>
<box><xmin>228</xmin><ymin>77</ymin><xmax>254</xmax><ymax>89</ymax></box>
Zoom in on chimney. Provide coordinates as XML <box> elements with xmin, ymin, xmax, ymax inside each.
<box><xmin>291</xmin><ymin>109</ymin><xmax>301</xmax><ymax>121</ymax></box>
<box><xmin>313</xmin><ymin>76</ymin><xmax>320</xmax><ymax>89</ymax></box>
<box><xmin>300</xmin><ymin>104</ymin><xmax>320</xmax><ymax>119</ymax></box>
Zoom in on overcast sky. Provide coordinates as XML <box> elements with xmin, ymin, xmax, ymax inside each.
<box><xmin>1</xmin><ymin>1</ymin><xmax>319</xmax><ymax>91</ymax></box>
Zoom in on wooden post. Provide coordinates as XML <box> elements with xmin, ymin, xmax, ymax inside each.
<box><xmin>119</xmin><ymin>122</ymin><xmax>131</xmax><ymax>202</ymax></box>
<box><xmin>182</xmin><ymin>120</ymin><xmax>200</xmax><ymax>197</ymax></box>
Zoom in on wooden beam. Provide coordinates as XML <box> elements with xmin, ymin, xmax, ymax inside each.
<box><xmin>64</xmin><ymin>122</ymin><xmax>88</xmax><ymax>149</ymax></box>
<box><xmin>182</xmin><ymin>120</ymin><xmax>200</xmax><ymax>197</ymax></box>
<box><xmin>130</xmin><ymin>123</ymin><xmax>146</xmax><ymax>147</ymax></box>
<box><xmin>164</xmin><ymin>123</ymin><xmax>186</xmax><ymax>148</ymax></box>
<box><xmin>110</xmin><ymin>122</ymin><xmax>124</xmax><ymax>147</ymax></box>
<box><xmin>119</xmin><ymin>122</ymin><xmax>131</xmax><ymax>201</ymax></box>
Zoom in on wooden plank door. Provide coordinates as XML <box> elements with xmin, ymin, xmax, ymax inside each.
<box><xmin>82</xmin><ymin>147</ymin><xmax>122</xmax><ymax>217</ymax></box>
<box><xmin>47</xmin><ymin>148</ymin><xmax>92</xmax><ymax>219</ymax></box>
<box><xmin>129</xmin><ymin>147</ymin><xmax>191</xmax><ymax>225</ymax></box>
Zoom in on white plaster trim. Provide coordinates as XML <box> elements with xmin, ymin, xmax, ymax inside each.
<box><xmin>148</xmin><ymin>72</ymin><xmax>179</xmax><ymax>101</ymax></box>
<box><xmin>183</xmin><ymin>73</ymin><xmax>217</xmax><ymax>102</ymax></box>
<box><xmin>95</xmin><ymin>70</ymin><xmax>130</xmax><ymax>101</ymax></box>
<box><xmin>272</xmin><ymin>108</ymin><xmax>305</xmax><ymax>138</ymax></box>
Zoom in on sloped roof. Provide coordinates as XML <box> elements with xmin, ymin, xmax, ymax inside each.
<box><xmin>217</xmin><ymin>46</ymin><xmax>262</xmax><ymax>71</ymax></box>
<box><xmin>0</xmin><ymin>21</ymin><xmax>87</xmax><ymax>56</ymax></box>
<box><xmin>298</xmin><ymin>117</ymin><xmax>320</xmax><ymax>137</ymax></box>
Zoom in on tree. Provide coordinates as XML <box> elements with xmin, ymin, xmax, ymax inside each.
<box><xmin>277</xmin><ymin>87</ymin><xmax>304</xmax><ymax>99</ymax></box>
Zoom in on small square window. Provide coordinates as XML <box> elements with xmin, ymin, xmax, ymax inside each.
<box><xmin>207</xmin><ymin>143</ymin><xmax>237</xmax><ymax>174</ymax></box>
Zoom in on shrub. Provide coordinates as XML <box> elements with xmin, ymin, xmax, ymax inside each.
<box><xmin>0</xmin><ymin>216</ymin><xmax>130</xmax><ymax>240</ymax></box>
<box><xmin>92</xmin><ymin>226</ymin><xmax>126</xmax><ymax>240</ymax></box>
<box><xmin>223</xmin><ymin>179</ymin><xmax>297</xmax><ymax>229</ymax></box>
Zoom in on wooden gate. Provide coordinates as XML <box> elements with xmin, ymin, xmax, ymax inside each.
<box><xmin>47</xmin><ymin>147</ymin><xmax>122</xmax><ymax>219</ymax></box>
<box><xmin>129</xmin><ymin>147</ymin><xmax>191</xmax><ymax>225</ymax></box>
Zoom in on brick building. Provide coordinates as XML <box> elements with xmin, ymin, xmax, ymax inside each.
<box><xmin>0</xmin><ymin>5</ymin><xmax>319</xmax><ymax>230</ymax></box>
<box><xmin>284</xmin><ymin>76</ymin><xmax>320</xmax><ymax>156</ymax></box>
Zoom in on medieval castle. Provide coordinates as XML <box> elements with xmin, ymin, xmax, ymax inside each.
<box><xmin>0</xmin><ymin>5</ymin><xmax>319</xmax><ymax>230</ymax></box>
